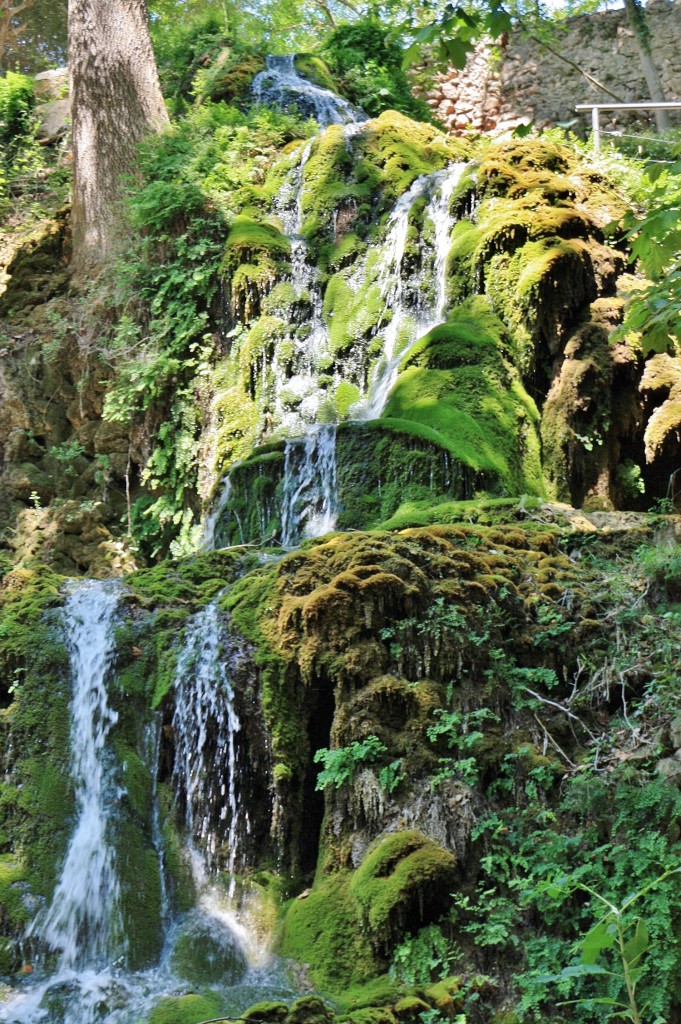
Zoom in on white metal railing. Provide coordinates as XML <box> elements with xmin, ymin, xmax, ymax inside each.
<box><xmin>575</xmin><ymin>101</ymin><xmax>681</xmax><ymax>150</ymax></box>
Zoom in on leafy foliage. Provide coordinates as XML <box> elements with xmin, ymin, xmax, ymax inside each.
<box><xmin>538</xmin><ymin>867</ymin><xmax>681</xmax><ymax>1024</ymax></box>
<box><xmin>314</xmin><ymin>734</ymin><xmax>387</xmax><ymax>790</ymax></box>
<box><xmin>320</xmin><ymin>19</ymin><xmax>434</xmax><ymax>121</ymax></box>
<box><xmin>102</xmin><ymin>101</ymin><xmax>314</xmax><ymax>556</ymax></box>
<box><xmin>619</xmin><ymin>148</ymin><xmax>681</xmax><ymax>353</ymax></box>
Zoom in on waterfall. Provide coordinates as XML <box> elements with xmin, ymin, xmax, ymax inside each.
<box><xmin>1</xmin><ymin>587</ymin><xmax>292</xmax><ymax>1023</ymax></box>
<box><xmin>171</xmin><ymin>598</ymin><xmax>242</xmax><ymax>892</ymax></box>
<box><xmin>252</xmin><ymin>55</ymin><xmax>366</xmax><ymax>126</ymax></box>
<box><xmin>202</xmin><ymin>475</ymin><xmax>233</xmax><ymax>551</ymax></box>
<box><xmin>28</xmin><ymin>580</ymin><xmax>124</xmax><ymax>971</ymax></box>
<box><xmin>357</xmin><ymin>162</ymin><xmax>468</xmax><ymax>420</ymax></box>
<box><xmin>429</xmin><ymin>165</ymin><xmax>467</xmax><ymax>320</ymax></box>
<box><xmin>281</xmin><ymin>424</ymin><xmax>337</xmax><ymax>547</ymax></box>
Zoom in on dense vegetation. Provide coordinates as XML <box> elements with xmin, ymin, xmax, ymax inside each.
<box><xmin>0</xmin><ymin>8</ymin><xmax>680</xmax><ymax>1024</ymax></box>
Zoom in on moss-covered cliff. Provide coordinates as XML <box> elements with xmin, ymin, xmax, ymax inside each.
<box><xmin>1</xmin><ymin>38</ymin><xmax>681</xmax><ymax>1024</ymax></box>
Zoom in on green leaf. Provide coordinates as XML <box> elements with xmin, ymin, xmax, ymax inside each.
<box><xmin>439</xmin><ymin>36</ymin><xmax>472</xmax><ymax>68</ymax></box>
<box><xmin>486</xmin><ymin>7</ymin><xmax>513</xmax><ymax>36</ymax></box>
<box><xmin>579</xmin><ymin>920</ymin><xmax>616</xmax><ymax>964</ymax></box>
<box><xmin>622</xmin><ymin>917</ymin><xmax>649</xmax><ymax>970</ymax></box>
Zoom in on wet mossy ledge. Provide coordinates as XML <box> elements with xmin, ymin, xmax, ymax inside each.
<box><xmin>1</xmin><ymin>117</ymin><xmax>670</xmax><ymax>566</ymax></box>
<box><xmin>3</xmin><ymin>514</ymin><xmax>681</xmax><ymax>1018</ymax></box>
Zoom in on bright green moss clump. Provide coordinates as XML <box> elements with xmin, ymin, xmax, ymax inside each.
<box><xmin>280</xmin><ymin>870</ymin><xmax>376</xmax><ymax>992</ymax></box>
<box><xmin>350</xmin><ymin>832</ymin><xmax>456</xmax><ymax>952</ymax></box>
<box><xmin>146</xmin><ymin>992</ymin><xmax>224</xmax><ymax>1024</ymax></box>
<box><xmin>294</xmin><ymin>55</ymin><xmax>338</xmax><ymax>93</ymax></box>
<box><xmin>281</xmin><ymin>831</ymin><xmax>455</xmax><ymax>993</ymax></box>
<box><xmin>382</xmin><ymin>298</ymin><xmax>545</xmax><ymax>497</ymax></box>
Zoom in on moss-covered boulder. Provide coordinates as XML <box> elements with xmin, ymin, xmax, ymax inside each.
<box><xmin>383</xmin><ymin>298</ymin><xmax>545</xmax><ymax>498</ymax></box>
<box><xmin>170</xmin><ymin>913</ymin><xmax>249</xmax><ymax>985</ymax></box>
<box><xmin>350</xmin><ymin>831</ymin><xmax>456</xmax><ymax>952</ymax></box>
<box><xmin>146</xmin><ymin>992</ymin><xmax>224</xmax><ymax>1024</ymax></box>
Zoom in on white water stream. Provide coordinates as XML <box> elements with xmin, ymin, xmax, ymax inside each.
<box><xmin>1</xmin><ymin>584</ymin><xmax>288</xmax><ymax>1024</ymax></box>
<box><xmin>281</xmin><ymin>424</ymin><xmax>338</xmax><ymax>547</ymax></box>
<box><xmin>171</xmin><ymin>597</ymin><xmax>242</xmax><ymax>890</ymax></box>
<box><xmin>355</xmin><ymin>162</ymin><xmax>468</xmax><ymax>420</ymax></box>
<box><xmin>252</xmin><ymin>55</ymin><xmax>366</xmax><ymax>126</ymax></box>
<box><xmin>28</xmin><ymin>581</ymin><xmax>124</xmax><ymax>971</ymax></box>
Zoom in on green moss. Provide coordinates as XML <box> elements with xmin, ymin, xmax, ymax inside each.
<box><xmin>382</xmin><ymin>299</ymin><xmax>545</xmax><ymax>498</ymax></box>
<box><xmin>334</xmin><ymin>381</ymin><xmax>361</xmax><ymax>418</ymax></box>
<box><xmin>349</xmin><ymin>831</ymin><xmax>456</xmax><ymax>951</ymax></box>
<box><xmin>0</xmin><ymin>855</ymin><xmax>30</xmax><ymax>960</ymax></box>
<box><xmin>323</xmin><ymin>272</ymin><xmax>384</xmax><ymax>355</ymax></box>
<box><xmin>280</xmin><ymin>871</ymin><xmax>377</xmax><ymax>993</ymax></box>
<box><xmin>356</xmin><ymin>112</ymin><xmax>464</xmax><ymax>211</ymax></box>
<box><xmin>242</xmin><ymin>1001</ymin><xmax>289</xmax><ymax>1023</ymax></box>
<box><xmin>287</xmin><ymin>994</ymin><xmax>335</xmax><ymax>1024</ymax></box>
<box><xmin>116</xmin><ymin>821</ymin><xmax>163</xmax><ymax>970</ymax></box>
<box><xmin>393</xmin><ymin>996</ymin><xmax>431</xmax><ymax>1021</ymax></box>
<box><xmin>223</xmin><ymin>216</ymin><xmax>291</xmax><ymax>321</ymax></box>
<box><xmin>301</xmin><ymin>126</ymin><xmax>358</xmax><ymax>241</ymax></box>
<box><xmin>321</xmin><ymin>233</ymin><xmax>367</xmax><ymax>273</ymax></box>
<box><xmin>294</xmin><ymin>55</ymin><xmax>338</xmax><ymax>93</ymax></box>
<box><xmin>379</xmin><ymin>496</ymin><xmax>542</xmax><ymax>531</ymax></box>
<box><xmin>156</xmin><ymin>782</ymin><xmax>196</xmax><ymax>913</ymax></box>
<box><xmin>340</xmin><ymin>975</ymin><xmax>404</xmax><ymax>1013</ymax></box>
<box><xmin>170</xmin><ymin>914</ymin><xmax>248</xmax><ymax>984</ymax></box>
<box><xmin>198</xmin><ymin>51</ymin><xmax>266</xmax><ymax>105</ymax></box>
<box><xmin>146</xmin><ymin>992</ymin><xmax>224</xmax><ymax>1024</ymax></box>
<box><xmin>129</xmin><ymin>550</ymin><xmax>248</xmax><ymax>607</ymax></box>
<box><xmin>338</xmin><ymin>1009</ymin><xmax>397</xmax><ymax>1024</ymax></box>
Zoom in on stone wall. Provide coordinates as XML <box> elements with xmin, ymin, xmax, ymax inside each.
<box><xmin>421</xmin><ymin>0</ymin><xmax>681</xmax><ymax>137</ymax></box>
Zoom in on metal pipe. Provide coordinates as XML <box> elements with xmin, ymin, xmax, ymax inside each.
<box><xmin>575</xmin><ymin>102</ymin><xmax>681</xmax><ymax>151</ymax></box>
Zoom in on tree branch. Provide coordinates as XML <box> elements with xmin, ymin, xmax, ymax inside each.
<box><xmin>312</xmin><ymin>0</ymin><xmax>337</xmax><ymax>27</ymax></box>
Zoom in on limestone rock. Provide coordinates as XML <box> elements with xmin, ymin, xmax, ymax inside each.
<box><xmin>36</xmin><ymin>98</ymin><xmax>70</xmax><ymax>141</ymax></box>
<box><xmin>33</xmin><ymin>67</ymin><xmax>68</xmax><ymax>102</ymax></box>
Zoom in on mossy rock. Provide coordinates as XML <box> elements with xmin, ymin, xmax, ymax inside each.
<box><xmin>280</xmin><ymin>871</ymin><xmax>377</xmax><ymax>993</ymax></box>
<box><xmin>338</xmin><ymin>1009</ymin><xmax>397</xmax><ymax>1024</ymax></box>
<box><xmin>350</xmin><ymin>831</ymin><xmax>456</xmax><ymax>952</ymax></box>
<box><xmin>170</xmin><ymin>913</ymin><xmax>249</xmax><ymax>985</ymax></box>
<box><xmin>294</xmin><ymin>55</ymin><xmax>338</xmax><ymax>93</ymax></box>
<box><xmin>146</xmin><ymin>992</ymin><xmax>224</xmax><ymax>1024</ymax></box>
<box><xmin>393</xmin><ymin>997</ymin><xmax>430</xmax><ymax>1022</ymax></box>
<box><xmin>243</xmin><ymin>1001</ymin><xmax>290</xmax><ymax>1023</ymax></box>
<box><xmin>287</xmin><ymin>994</ymin><xmax>335</xmax><ymax>1024</ymax></box>
<box><xmin>382</xmin><ymin>298</ymin><xmax>545</xmax><ymax>498</ymax></box>
<box><xmin>199</xmin><ymin>50</ymin><xmax>266</xmax><ymax>105</ymax></box>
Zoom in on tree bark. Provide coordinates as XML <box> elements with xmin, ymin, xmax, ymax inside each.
<box><xmin>68</xmin><ymin>0</ymin><xmax>169</xmax><ymax>274</ymax></box>
<box><xmin>623</xmin><ymin>0</ymin><xmax>670</xmax><ymax>132</ymax></box>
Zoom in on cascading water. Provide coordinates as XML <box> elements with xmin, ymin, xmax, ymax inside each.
<box><xmin>356</xmin><ymin>162</ymin><xmax>468</xmax><ymax>420</ymax></box>
<box><xmin>280</xmin><ymin>424</ymin><xmax>337</xmax><ymax>547</ymax></box>
<box><xmin>29</xmin><ymin>580</ymin><xmax>124</xmax><ymax>971</ymax></box>
<box><xmin>171</xmin><ymin>597</ymin><xmax>242</xmax><ymax>889</ymax></box>
<box><xmin>202</xmin><ymin>69</ymin><xmax>469</xmax><ymax>550</ymax></box>
<box><xmin>252</xmin><ymin>55</ymin><xmax>366</xmax><ymax>126</ymax></box>
<box><xmin>1</xmin><ymin>583</ymin><xmax>291</xmax><ymax>1024</ymax></box>
<box><xmin>2</xmin><ymin>581</ymin><xmax>136</xmax><ymax>1024</ymax></box>
<box><xmin>202</xmin><ymin>475</ymin><xmax>234</xmax><ymax>551</ymax></box>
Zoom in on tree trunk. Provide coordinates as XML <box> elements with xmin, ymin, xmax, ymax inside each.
<box><xmin>68</xmin><ymin>0</ymin><xmax>169</xmax><ymax>274</ymax></box>
<box><xmin>623</xmin><ymin>0</ymin><xmax>670</xmax><ymax>132</ymax></box>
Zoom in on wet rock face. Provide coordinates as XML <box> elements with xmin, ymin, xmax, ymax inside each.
<box><xmin>170</xmin><ymin>913</ymin><xmax>249</xmax><ymax>985</ymax></box>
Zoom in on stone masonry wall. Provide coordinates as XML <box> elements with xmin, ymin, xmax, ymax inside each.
<box><xmin>420</xmin><ymin>0</ymin><xmax>681</xmax><ymax>137</ymax></box>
